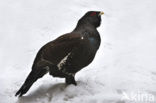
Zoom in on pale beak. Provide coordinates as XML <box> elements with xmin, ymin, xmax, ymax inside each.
<box><xmin>99</xmin><ymin>11</ymin><xmax>104</xmax><ymax>16</ymax></box>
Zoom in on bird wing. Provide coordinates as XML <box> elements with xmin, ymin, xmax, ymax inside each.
<box><xmin>38</xmin><ymin>33</ymin><xmax>86</xmax><ymax>65</ymax></box>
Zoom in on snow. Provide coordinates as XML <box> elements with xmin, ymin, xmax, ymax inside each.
<box><xmin>0</xmin><ymin>0</ymin><xmax>156</xmax><ymax>103</ymax></box>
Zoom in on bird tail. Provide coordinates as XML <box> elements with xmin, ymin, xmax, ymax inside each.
<box><xmin>15</xmin><ymin>68</ymin><xmax>47</xmax><ymax>97</ymax></box>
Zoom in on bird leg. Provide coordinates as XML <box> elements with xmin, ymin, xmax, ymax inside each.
<box><xmin>65</xmin><ymin>75</ymin><xmax>77</xmax><ymax>86</ymax></box>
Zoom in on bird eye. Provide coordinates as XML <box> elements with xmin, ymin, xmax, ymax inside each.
<box><xmin>90</xmin><ymin>12</ymin><xmax>96</xmax><ymax>16</ymax></box>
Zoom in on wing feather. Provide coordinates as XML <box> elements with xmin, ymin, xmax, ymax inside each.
<box><xmin>37</xmin><ymin>33</ymin><xmax>85</xmax><ymax>65</ymax></box>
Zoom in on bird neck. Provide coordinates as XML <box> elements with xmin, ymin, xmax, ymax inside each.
<box><xmin>73</xmin><ymin>22</ymin><xmax>101</xmax><ymax>49</ymax></box>
<box><xmin>73</xmin><ymin>22</ymin><xmax>97</xmax><ymax>33</ymax></box>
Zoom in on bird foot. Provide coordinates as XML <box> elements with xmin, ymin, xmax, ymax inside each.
<box><xmin>65</xmin><ymin>76</ymin><xmax>77</xmax><ymax>86</ymax></box>
<box><xmin>66</xmin><ymin>81</ymin><xmax>77</xmax><ymax>86</ymax></box>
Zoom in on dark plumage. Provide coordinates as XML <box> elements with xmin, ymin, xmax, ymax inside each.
<box><xmin>15</xmin><ymin>11</ymin><xmax>104</xmax><ymax>97</ymax></box>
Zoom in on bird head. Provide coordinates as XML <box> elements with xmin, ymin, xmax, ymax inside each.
<box><xmin>77</xmin><ymin>11</ymin><xmax>104</xmax><ymax>28</ymax></box>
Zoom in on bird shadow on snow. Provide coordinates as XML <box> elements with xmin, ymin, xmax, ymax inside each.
<box><xmin>16</xmin><ymin>83</ymin><xmax>67</xmax><ymax>103</ymax></box>
<box><xmin>16</xmin><ymin>81</ymin><xmax>83</xmax><ymax>103</ymax></box>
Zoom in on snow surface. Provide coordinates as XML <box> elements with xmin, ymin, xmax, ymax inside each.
<box><xmin>0</xmin><ymin>0</ymin><xmax>156</xmax><ymax>103</ymax></box>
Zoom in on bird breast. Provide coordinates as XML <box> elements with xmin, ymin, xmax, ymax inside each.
<box><xmin>86</xmin><ymin>36</ymin><xmax>100</xmax><ymax>52</ymax></box>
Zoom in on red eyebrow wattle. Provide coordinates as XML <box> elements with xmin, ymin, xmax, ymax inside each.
<box><xmin>90</xmin><ymin>12</ymin><xmax>96</xmax><ymax>16</ymax></box>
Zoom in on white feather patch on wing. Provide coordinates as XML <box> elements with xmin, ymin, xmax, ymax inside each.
<box><xmin>57</xmin><ymin>52</ymin><xmax>71</xmax><ymax>70</ymax></box>
<box><xmin>81</xmin><ymin>36</ymin><xmax>84</xmax><ymax>40</ymax></box>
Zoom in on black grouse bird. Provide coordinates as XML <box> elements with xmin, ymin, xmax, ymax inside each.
<box><xmin>15</xmin><ymin>11</ymin><xmax>104</xmax><ymax>97</ymax></box>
